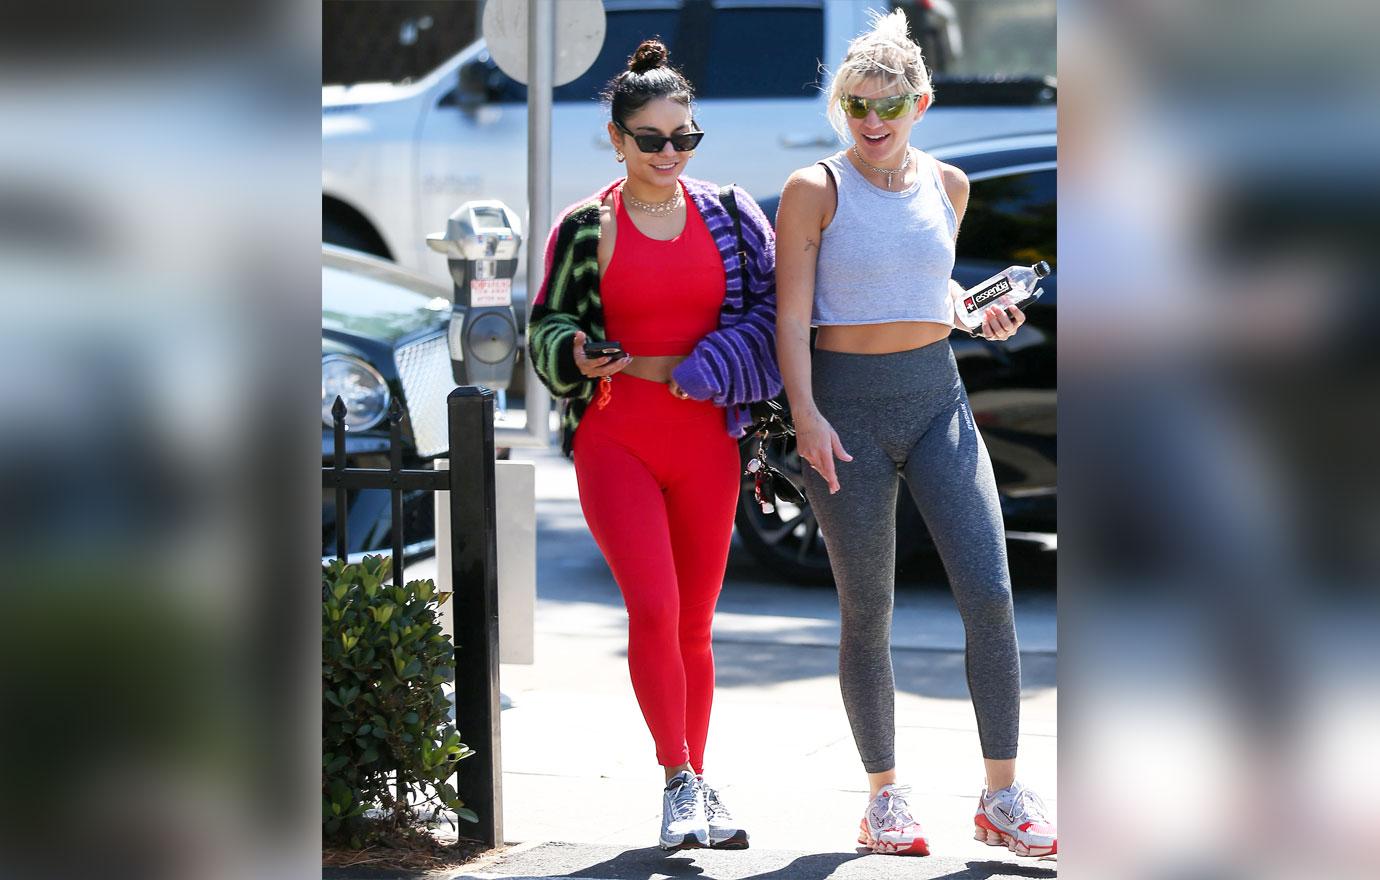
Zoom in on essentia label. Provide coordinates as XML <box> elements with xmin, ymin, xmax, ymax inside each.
<box><xmin>963</xmin><ymin>275</ymin><xmax>1012</xmax><ymax>314</ymax></box>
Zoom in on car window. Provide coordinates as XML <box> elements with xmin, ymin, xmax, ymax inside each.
<box><xmin>956</xmin><ymin>169</ymin><xmax>1056</xmax><ymax>267</ymax></box>
<box><xmin>890</xmin><ymin>0</ymin><xmax>1056</xmax><ymax>80</ymax></box>
<box><xmin>476</xmin><ymin>9</ymin><xmax>683</xmax><ymax>105</ymax></box>
<box><xmin>695</xmin><ymin>6</ymin><xmax>824</xmax><ymax>99</ymax></box>
<box><xmin>557</xmin><ymin>9</ymin><xmax>682</xmax><ymax>103</ymax></box>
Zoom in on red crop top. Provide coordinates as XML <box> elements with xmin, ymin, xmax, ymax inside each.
<box><xmin>600</xmin><ymin>181</ymin><xmax>726</xmax><ymax>357</ymax></box>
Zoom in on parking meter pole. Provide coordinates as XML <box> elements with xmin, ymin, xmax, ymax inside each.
<box><xmin>446</xmin><ymin>387</ymin><xmax>503</xmax><ymax>847</ymax></box>
<box><xmin>527</xmin><ymin>0</ymin><xmax>554</xmax><ymax>447</ymax></box>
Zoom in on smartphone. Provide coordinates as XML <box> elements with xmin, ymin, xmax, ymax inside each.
<box><xmin>582</xmin><ymin>339</ymin><xmax>627</xmax><ymax>361</ymax></box>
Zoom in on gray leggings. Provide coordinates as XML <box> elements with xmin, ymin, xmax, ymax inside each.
<box><xmin>802</xmin><ymin>340</ymin><xmax>1020</xmax><ymax>771</ymax></box>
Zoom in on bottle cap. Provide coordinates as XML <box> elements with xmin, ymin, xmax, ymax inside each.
<box><xmin>1033</xmin><ymin>260</ymin><xmax>1051</xmax><ymax>278</ymax></box>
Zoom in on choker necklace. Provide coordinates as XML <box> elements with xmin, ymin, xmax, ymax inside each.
<box><xmin>851</xmin><ymin>145</ymin><xmax>912</xmax><ymax>190</ymax></box>
<box><xmin>622</xmin><ymin>183</ymin><xmax>682</xmax><ymax>216</ymax></box>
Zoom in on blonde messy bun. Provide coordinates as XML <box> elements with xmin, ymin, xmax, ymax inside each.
<box><xmin>824</xmin><ymin>9</ymin><xmax>933</xmax><ymax>140</ymax></box>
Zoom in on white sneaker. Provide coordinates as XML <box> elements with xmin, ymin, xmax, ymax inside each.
<box><xmin>974</xmin><ymin>781</ymin><xmax>1057</xmax><ymax>857</ymax></box>
<box><xmin>858</xmin><ymin>783</ymin><xmax>930</xmax><ymax>856</ymax></box>
<box><xmin>659</xmin><ymin>770</ymin><xmax>709</xmax><ymax>851</ymax></box>
<box><xmin>697</xmin><ymin>775</ymin><xmax>749</xmax><ymax>849</ymax></box>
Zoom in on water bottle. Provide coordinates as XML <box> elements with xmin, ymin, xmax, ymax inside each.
<box><xmin>952</xmin><ymin>260</ymin><xmax>1051</xmax><ymax>334</ymax></box>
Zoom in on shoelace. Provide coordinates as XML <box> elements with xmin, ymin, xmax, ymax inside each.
<box><xmin>873</xmin><ymin>785</ymin><xmax>916</xmax><ymax>830</ymax></box>
<box><xmin>701</xmin><ymin>782</ymin><xmax>732</xmax><ymax>820</ymax></box>
<box><xmin>667</xmin><ymin>779</ymin><xmax>700</xmax><ymax>822</ymax></box>
<box><xmin>1012</xmin><ymin>787</ymin><xmax>1050</xmax><ymax>824</ymax></box>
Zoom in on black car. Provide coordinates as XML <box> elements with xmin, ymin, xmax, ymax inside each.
<box><xmin>321</xmin><ymin>246</ymin><xmax>463</xmax><ymax>561</ymax></box>
<box><xmin>736</xmin><ymin>134</ymin><xmax>1057</xmax><ymax>582</ymax></box>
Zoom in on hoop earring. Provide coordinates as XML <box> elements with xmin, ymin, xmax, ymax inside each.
<box><xmin>615</xmin><ymin>150</ymin><xmax>625</xmax><ymax>163</ymax></box>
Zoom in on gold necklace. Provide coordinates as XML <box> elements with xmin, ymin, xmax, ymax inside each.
<box><xmin>851</xmin><ymin>145</ymin><xmax>912</xmax><ymax>190</ymax></box>
<box><xmin>622</xmin><ymin>183</ymin><xmax>682</xmax><ymax>216</ymax></box>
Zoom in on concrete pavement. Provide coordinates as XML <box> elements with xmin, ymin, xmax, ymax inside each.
<box><xmin>414</xmin><ymin>443</ymin><xmax>1057</xmax><ymax>879</ymax></box>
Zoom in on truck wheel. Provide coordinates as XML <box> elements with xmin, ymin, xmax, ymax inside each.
<box><xmin>734</xmin><ymin>435</ymin><xmax>834</xmax><ymax>583</ymax></box>
<box><xmin>734</xmin><ymin>432</ymin><xmax>926</xmax><ymax>584</ymax></box>
<box><xmin>324</xmin><ymin>214</ymin><xmax>389</xmax><ymax>259</ymax></box>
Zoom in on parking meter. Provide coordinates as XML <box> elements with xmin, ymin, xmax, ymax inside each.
<box><xmin>426</xmin><ymin>200</ymin><xmax>523</xmax><ymax>389</ymax></box>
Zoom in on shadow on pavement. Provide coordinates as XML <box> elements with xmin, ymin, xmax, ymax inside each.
<box><xmin>563</xmin><ymin>847</ymin><xmax>869</xmax><ymax>880</ymax></box>
<box><xmin>567</xmin><ymin>847</ymin><xmax>703</xmax><ymax>878</ymax></box>
<box><xmin>534</xmin><ymin>497</ymin><xmax>1058</xmax><ymax>699</ymax></box>
<box><xmin>709</xmin><ymin>640</ymin><xmax>1057</xmax><ymax>697</ymax></box>
<box><xmin>930</xmin><ymin>860</ymin><xmax>1058</xmax><ymax>879</ymax></box>
<box><xmin>734</xmin><ymin>851</ymin><xmax>871</xmax><ymax>879</ymax></box>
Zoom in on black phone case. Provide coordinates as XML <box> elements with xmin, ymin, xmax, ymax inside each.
<box><xmin>582</xmin><ymin>340</ymin><xmax>625</xmax><ymax>359</ymax></box>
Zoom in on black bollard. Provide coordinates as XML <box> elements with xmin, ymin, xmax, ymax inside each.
<box><xmin>445</xmin><ymin>386</ymin><xmax>503</xmax><ymax>847</ymax></box>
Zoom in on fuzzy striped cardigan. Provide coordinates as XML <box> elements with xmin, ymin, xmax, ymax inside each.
<box><xmin>528</xmin><ymin>177</ymin><xmax>782</xmax><ymax>455</ymax></box>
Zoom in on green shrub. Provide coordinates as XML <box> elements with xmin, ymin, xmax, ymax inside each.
<box><xmin>322</xmin><ymin>555</ymin><xmax>476</xmax><ymax>843</ymax></box>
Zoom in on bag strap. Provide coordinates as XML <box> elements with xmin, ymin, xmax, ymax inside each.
<box><xmin>718</xmin><ymin>183</ymin><xmax>748</xmax><ymax>297</ymax></box>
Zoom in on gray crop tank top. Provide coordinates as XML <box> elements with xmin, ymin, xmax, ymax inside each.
<box><xmin>812</xmin><ymin>149</ymin><xmax>958</xmax><ymax>326</ymax></box>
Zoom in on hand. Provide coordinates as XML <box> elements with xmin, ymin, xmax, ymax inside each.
<box><xmin>794</xmin><ymin>410</ymin><xmax>852</xmax><ymax>495</ymax></box>
<box><xmin>980</xmin><ymin>303</ymin><xmax>1025</xmax><ymax>342</ymax></box>
<box><xmin>668</xmin><ymin>377</ymin><xmax>692</xmax><ymax>400</ymax></box>
<box><xmin>573</xmin><ymin>330</ymin><xmax>632</xmax><ymax>379</ymax></box>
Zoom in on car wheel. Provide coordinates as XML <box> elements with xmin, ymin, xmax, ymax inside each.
<box><xmin>734</xmin><ymin>434</ymin><xmax>834</xmax><ymax>583</ymax></box>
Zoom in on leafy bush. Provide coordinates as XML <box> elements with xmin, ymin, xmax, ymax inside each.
<box><xmin>323</xmin><ymin>555</ymin><xmax>475</xmax><ymax>843</ymax></box>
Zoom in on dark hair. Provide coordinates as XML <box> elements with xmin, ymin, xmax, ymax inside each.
<box><xmin>600</xmin><ymin>39</ymin><xmax>694</xmax><ymax>126</ymax></box>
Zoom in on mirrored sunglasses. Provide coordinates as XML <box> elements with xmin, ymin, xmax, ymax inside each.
<box><xmin>616</xmin><ymin>121</ymin><xmax>705</xmax><ymax>153</ymax></box>
<box><xmin>840</xmin><ymin>93</ymin><xmax>920</xmax><ymax>121</ymax></box>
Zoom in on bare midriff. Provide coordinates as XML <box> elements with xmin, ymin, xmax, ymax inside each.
<box><xmin>815</xmin><ymin>320</ymin><xmax>953</xmax><ymax>354</ymax></box>
<box><xmin>621</xmin><ymin>354</ymin><xmax>689</xmax><ymax>384</ymax></box>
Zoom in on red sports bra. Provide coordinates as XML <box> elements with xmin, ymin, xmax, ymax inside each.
<box><xmin>600</xmin><ymin>181</ymin><xmax>726</xmax><ymax>357</ymax></box>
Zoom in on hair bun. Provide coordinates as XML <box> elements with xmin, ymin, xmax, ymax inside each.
<box><xmin>628</xmin><ymin>39</ymin><xmax>669</xmax><ymax>73</ymax></box>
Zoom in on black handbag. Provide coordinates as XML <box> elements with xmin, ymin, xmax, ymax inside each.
<box><xmin>719</xmin><ymin>184</ymin><xmax>805</xmax><ymax>512</ymax></box>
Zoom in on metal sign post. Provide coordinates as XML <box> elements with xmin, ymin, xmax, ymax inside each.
<box><xmin>527</xmin><ymin>0</ymin><xmax>553</xmax><ymax>450</ymax></box>
<box><xmin>481</xmin><ymin>0</ymin><xmax>605</xmax><ymax>450</ymax></box>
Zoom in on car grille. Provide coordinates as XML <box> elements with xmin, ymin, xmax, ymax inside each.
<box><xmin>394</xmin><ymin>333</ymin><xmax>456</xmax><ymax>457</ymax></box>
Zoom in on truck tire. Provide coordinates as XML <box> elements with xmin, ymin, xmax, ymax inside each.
<box><xmin>733</xmin><ymin>435</ymin><xmax>833</xmax><ymax>583</ymax></box>
<box><xmin>324</xmin><ymin>214</ymin><xmax>389</xmax><ymax>259</ymax></box>
<box><xmin>733</xmin><ymin>432</ymin><xmax>927</xmax><ymax>584</ymax></box>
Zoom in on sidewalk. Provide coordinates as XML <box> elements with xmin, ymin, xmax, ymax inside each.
<box><xmin>416</xmin><ymin>444</ymin><xmax>1057</xmax><ymax>879</ymax></box>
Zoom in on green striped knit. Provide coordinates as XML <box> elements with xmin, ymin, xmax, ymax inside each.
<box><xmin>528</xmin><ymin>202</ymin><xmax>604</xmax><ymax>455</ymax></box>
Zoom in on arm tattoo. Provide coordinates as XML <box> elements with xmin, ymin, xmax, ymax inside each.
<box><xmin>803</xmin><ymin>238</ymin><xmax>818</xmax><ymax>253</ymax></box>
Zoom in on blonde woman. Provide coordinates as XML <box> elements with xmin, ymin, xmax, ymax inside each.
<box><xmin>773</xmin><ymin>10</ymin><xmax>1055</xmax><ymax>858</ymax></box>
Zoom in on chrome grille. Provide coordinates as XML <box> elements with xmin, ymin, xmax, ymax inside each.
<box><xmin>394</xmin><ymin>333</ymin><xmax>456</xmax><ymax>457</ymax></box>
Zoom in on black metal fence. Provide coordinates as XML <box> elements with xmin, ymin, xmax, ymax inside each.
<box><xmin>323</xmin><ymin>386</ymin><xmax>503</xmax><ymax>847</ymax></box>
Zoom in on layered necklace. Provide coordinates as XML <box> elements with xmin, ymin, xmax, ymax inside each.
<box><xmin>622</xmin><ymin>182</ymin><xmax>682</xmax><ymax>216</ymax></box>
<box><xmin>851</xmin><ymin>144</ymin><xmax>912</xmax><ymax>190</ymax></box>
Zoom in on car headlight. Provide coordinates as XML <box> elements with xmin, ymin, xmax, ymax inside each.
<box><xmin>322</xmin><ymin>354</ymin><xmax>390</xmax><ymax>431</ymax></box>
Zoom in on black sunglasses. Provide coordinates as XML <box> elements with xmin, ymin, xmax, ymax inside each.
<box><xmin>616</xmin><ymin>121</ymin><xmax>705</xmax><ymax>153</ymax></box>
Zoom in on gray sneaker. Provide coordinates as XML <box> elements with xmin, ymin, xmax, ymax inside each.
<box><xmin>697</xmin><ymin>775</ymin><xmax>749</xmax><ymax>849</ymax></box>
<box><xmin>659</xmin><ymin>770</ymin><xmax>709</xmax><ymax>850</ymax></box>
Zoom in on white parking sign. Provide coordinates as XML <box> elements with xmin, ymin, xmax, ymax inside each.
<box><xmin>470</xmin><ymin>278</ymin><xmax>512</xmax><ymax>307</ymax></box>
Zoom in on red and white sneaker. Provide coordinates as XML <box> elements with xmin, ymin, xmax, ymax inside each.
<box><xmin>857</xmin><ymin>783</ymin><xmax>930</xmax><ymax>856</ymax></box>
<box><xmin>974</xmin><ymin>782</ymin><xmax>1057</xmax><ymax>857</ymax></box>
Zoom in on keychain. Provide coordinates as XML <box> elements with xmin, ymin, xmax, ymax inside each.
<box><xmin>743</xmin><ymin>403</ymin><xmax>804</xmax><ymax>515</ymax></box>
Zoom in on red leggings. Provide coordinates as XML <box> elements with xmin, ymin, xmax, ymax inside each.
<box><xmin>573</xmin><ymin>373</ymin><xmax>740</xmax><ymax>771</ymax></box>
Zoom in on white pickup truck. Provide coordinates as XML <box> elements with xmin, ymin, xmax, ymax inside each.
<box><xmin>322</xmin><ymin>0</ymin><xmax>1054</xmax><ymax>298</ymax></box>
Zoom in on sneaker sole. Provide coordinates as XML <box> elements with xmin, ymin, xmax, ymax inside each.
<box><xmin>858</xmin><ymin>819</ymin><xmax>929</xmax><ymax>856</ymax></box>
<box><xmin>708</xmin><ymin>830</ymin><xmax>749</xmax><ymax>850</ymax></box>
<box><xmin>974</xmin><ymin>814</ymin><xmax>1056</xmax><ymax>857</ymax></box>
<box><xmin>659</xmin><ymin>832</ymin><xmax>707</xmax><ymax>852</ymax></box>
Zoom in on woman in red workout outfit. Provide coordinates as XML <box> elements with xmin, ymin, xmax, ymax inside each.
<box><xmin>527</xmin><ymin>41</ymin><xmax>781</xmax><ymax>852</ymax></box>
